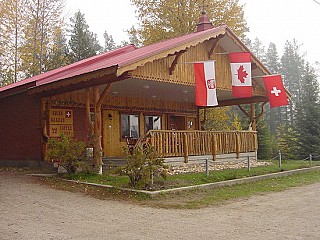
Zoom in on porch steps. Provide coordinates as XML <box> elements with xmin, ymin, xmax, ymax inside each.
<box><xmin>102</xmin><ymin>157</ymin><xmax>126</xmax><ymax>170</ymax></box>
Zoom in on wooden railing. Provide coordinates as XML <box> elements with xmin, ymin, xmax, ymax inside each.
<box><xmin>144</xmin><ymin>130</ymin><xmax>258</xmax><ymax>162</ymax></box>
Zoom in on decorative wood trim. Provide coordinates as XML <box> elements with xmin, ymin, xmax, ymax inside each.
<box><xmin>208</xmin><ymin>35</ymin><xmax>224</xmax><ymax>58</ymax></box>
<box><xmin>169</xmin><ymin>50</ymin><xmax>186</xmax><ymax>75</ymax></box>
<box><xmin>251</xmin><ymin>62</ymin><xmax>257</xmax><ymax>70</ymax></box>
<box><xmin>237</xmin><ymin>105</ymin><xmax>250</xmax><ymax>118</ymax></box>
<box><xmin>255</xmin><ymin>102</ymin><xmax>267</xmax><ymax>121</ymax></box>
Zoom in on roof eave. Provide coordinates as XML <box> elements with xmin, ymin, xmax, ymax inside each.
<box><xmin>28</xmin><ymin>65</ymin><xmax>119</xmax><ymax>96</ymax></box>
<box><xmin>117</xmin><ymin>26</ymin><xmax>228</xmax><ymax>76</ymax></box>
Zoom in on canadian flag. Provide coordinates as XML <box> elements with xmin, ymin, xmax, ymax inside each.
<box><xmin>229</xmin><ymin>52</ymin><xmax>252</xmax><ymax>98</ymax></box>
<box><xmin>262</xmin><ymin>75</ymin><xmax>288</xmax><ymax>108</ymax></box>
<box><xmin>194</xmin><ymin>61</ymin><xmax>218</xmax><ymax>106</ymax></box>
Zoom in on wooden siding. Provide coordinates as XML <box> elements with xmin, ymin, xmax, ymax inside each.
<box><xmin>131</xmin><ymin>40</ymin><xmax>266</xmax><ymax>96</ymax></box>
<box><xmin>131</xmin><ymin>40</ymin><xmax>211</xmax><ymax>86</ymax></box>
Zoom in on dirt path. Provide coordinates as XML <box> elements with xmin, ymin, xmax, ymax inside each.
<box><xmin>1</xmin><ymin>170</ymin><xmax>320</xmax><ymax>240</ymax></box>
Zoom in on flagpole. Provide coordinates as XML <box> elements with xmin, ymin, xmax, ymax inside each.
<box><xmin>177</xmin><ymin>60</ymin><xmax>216</xmax><ymax>64</ymax></box>
<box><xmin>211</xmin><ymin>52</ymin><xmax>230</xmax><ymax>55</ymax></box>
<box><xmin>252</xmin><ymin>74</ymin><xmax>282</xmax><ymax>79</ymax></box>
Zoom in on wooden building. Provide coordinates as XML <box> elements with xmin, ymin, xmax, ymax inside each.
<box><xmin>0</xmin><ymin>13</ymin><xmax>272</xmax><ymax>168</ymax></box>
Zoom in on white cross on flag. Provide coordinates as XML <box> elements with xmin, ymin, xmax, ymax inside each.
<box><xmin>262</xmin><ymin>75</ymin><xmax>288</xmax><ymax>108</ymax></box>
<box><xmin>229</xmin><ymin>52</ymin><xmax>252</xmax><ymax>98</ymax></box>
<box><xmin>194</xmin><ymin>61</ymin><xmax>218</xmax><ymax>106</ymax></box>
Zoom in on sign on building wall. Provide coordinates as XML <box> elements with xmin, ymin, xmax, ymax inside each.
<box><xmin>49</xmin><ymin>109</ymin><xmax>74</xmax><ymax>137</ymax></box>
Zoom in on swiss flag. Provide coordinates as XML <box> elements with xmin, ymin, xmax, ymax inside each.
<box><xmin>194</xmin><ymin>61</ymin><xmax>218</xmax><ymax>106</ymax></box>
<box><xmin>262</xmin><ymin>75</ymin><xmax>288</xmax><ymax>108</ymax></box>
<box><xmin>229</xmin><ymin>52</ymin><xmax>252</xmax><ymax>98</ymax></box>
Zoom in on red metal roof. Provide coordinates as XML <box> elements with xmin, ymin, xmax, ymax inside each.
<box><xmin>0</xmin><ymin>25</ymin><xmax>228</xmax><ymax>95</ymax></box>
<box><xmin>0</xmin><ymin>45</ymin><xmax>136</xmax><ymax>93</ymax></box>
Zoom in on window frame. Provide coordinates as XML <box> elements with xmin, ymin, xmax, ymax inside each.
<box><xmin>144</xmin><ymin>115</ymin><xmax>162</xmax><ymax>133</ymax></box>
<box><xmin>120</xmin><ymin>113</ymin><xmax>140</xmax><ymax>140</ymax></box>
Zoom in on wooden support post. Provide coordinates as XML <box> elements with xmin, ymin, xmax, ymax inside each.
<box><xmin>183</xmin><ymin>133</ymin><xmax>189</xmax><ymax>163</ymax></box>
<box><xmin>236</xmin><ymin>132</ymin><xmax>240</xmax><ymax>159</ymax></box>
<box><xmin>85</xmin><ymin>88</ymin><xmax>93</xmax><ymax>144</ymax></box>
<box><xmin>211</xmin><ymin>134</ymin><xmax>217</xmax><ymax>161</ymax></box>
<box><xmin>93</xmin><ymin>84</ymin><xmax>112</xmax><ymax>173</ymax></box>
<box><xmin>250</xmin><ymin>103</ymin><xmax>256</xmax><ymax>131</ymax></box>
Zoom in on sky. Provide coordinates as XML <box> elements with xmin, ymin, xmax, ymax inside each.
<box><xmin>65</xmin><ymin>0</ymin><xmax>320</xmax><ymax>65</ymax></box>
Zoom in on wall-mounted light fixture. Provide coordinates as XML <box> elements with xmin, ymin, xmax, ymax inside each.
<box><xmin>108</xmin><ymin>113</ymin><xmax>113</xmax><ymax>120</ymax></box>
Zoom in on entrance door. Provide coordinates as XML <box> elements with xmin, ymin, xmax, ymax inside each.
<box><xmin>103</xmin><ymin>110</ymin><xmax>120</xmax><ymax>157</ymax></box>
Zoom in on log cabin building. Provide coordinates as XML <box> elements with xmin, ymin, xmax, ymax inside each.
<box><xmin>0</xmin><ymin>13</ymin><xmax>273</xmax><ymax>168</ymax></box>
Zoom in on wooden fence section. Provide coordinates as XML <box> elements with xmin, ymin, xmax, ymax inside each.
<box><xmin>146</xmin><ymin>130</ymin><xmax>258</xmax><ymax>162</ymax></box>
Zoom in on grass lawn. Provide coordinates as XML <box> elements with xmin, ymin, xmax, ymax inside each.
<box><xmin>36</xmin><ymin>160</ymin><xmax>320</xmax><ymax>209</ymax></box>
<box><xmin>66</xmin><ymin>160</ymin><xmax>320</xmax><ymax>190</ymax></box>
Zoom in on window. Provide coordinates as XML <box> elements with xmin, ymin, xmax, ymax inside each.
<box><xmin>145</xmin><ymin>116</ymin><xmax>161</xmax><ymax>133</ymax></box>
<box><xmin>121</xmin><ymin>114</ymin><xmax>139</xmax><ymax>138</ymax></box>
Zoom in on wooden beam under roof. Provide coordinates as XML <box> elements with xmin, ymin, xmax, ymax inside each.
<box><xmin>169</xmin><ymin>50</ymin><xmax>187</xmax><ymax>75</ymax></box>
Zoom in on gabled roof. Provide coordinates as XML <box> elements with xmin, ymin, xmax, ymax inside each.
<box><xmin>0</xmin><ymin>24</ymin><xmax>269</xmax><ymax>98</ymax></box>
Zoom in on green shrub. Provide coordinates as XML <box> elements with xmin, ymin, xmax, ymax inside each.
<box><xmin>116</xmin><ymin>145</ymin><xmax>168</xmax><ymax>189</ymax></box>
<box><xmin>46</xmin><ymin>134</ymin><xmax>88</xmax><ymax>174</ymax></box>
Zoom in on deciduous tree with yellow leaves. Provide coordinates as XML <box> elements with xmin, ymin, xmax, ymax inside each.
<box><xmin>129</xmin><ymin>0</ymin><xmax>248</xmax><ymax>45</ymax></box>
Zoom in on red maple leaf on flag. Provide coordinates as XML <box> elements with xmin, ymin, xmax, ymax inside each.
<box><xmin>237</xmin><ymin>65</ymin><xmax>248</xmax><ymax>83</ymax></box>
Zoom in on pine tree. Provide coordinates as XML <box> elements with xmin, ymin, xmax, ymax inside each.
<box><xmin>280</xmin><ymin>40</ymin><xmax>305</xmax><ymax>127</ymax></box>
<box><xmin>250</xmin><ymin>37</ymin><xmax>266</xmax><ymax>64</ymax></box>
<box><xmin>130</xmin><ymin>0</ymin><xmax>248</xmax><ymax>45</ymax></box>
<box><xmin>257</xmin><ymin>120</ymin><xmax>273</xmax><ymax>160</ymax></box>
<box><xmin>127</xmin><ymin>25</ymin><xmax>142</xmax><ymax>47</ymax></box>
<box><xmin>45</xmin><ymin>27</ymin><xmax>70</xmax><ymax>71</ymax></box>
<box><xmin>264</xmin><ymin>42</ymin><xmax>282</xmax><ymax>134</ymax></box>
<box><xmin>277</xmin><ymin>124</ymin><xmax>297</xmax><ymax>159</ymax></box>
<box><xmin>68</xmin><ymin>11</ymin><xmax>102</xmax><ymax>62</ymax></box>
<box><xmin>103</xmin><ymin>31</ymin><xmax>116</xmax><ymax>51</ymax></box>
<box><xmin>294</xmin><ymin>64</ymin><xmax>320</xmax><ymax>158</ymax></box>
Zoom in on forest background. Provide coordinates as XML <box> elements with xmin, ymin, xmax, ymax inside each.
<box><xmin>0</xmin><ymin>0</ymin><xmax>319</xmax><ymax>160</ymax></box>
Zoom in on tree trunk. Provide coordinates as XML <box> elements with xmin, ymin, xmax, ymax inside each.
<box><xmin>93</xmin><ymin>84</ymin><xmax>112</xmax><ymax>174</ymax></box>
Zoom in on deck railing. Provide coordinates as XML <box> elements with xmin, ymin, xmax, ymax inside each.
<box><xmin>143</xmin><ymin>130</ymin><xmax>258</xmax><ymax>162</ymax></box>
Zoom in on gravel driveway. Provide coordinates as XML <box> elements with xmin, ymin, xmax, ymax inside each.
<box><xmin>1</xmin><ymin>170</ymin><xmax>320</xmax><ymax>240</ymax></box>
